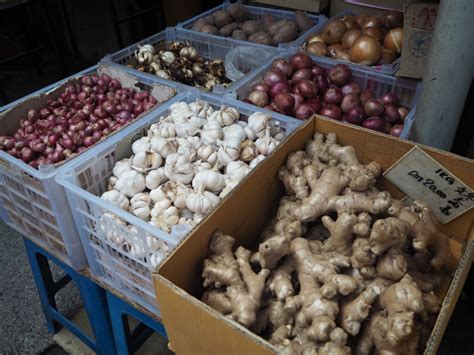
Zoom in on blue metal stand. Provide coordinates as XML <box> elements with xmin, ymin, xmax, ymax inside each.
<box><xmin>106</xmin><ymin>291</ymin><xmax>167</xmax><ymax>355</ymax></box>
<box><xmin>23</xmin><ymin>237</ymin><xmax>117</xmax><ymax>355</ymax></box>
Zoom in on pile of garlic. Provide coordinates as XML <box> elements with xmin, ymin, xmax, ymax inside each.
<box><xmin>99</xmin><ymin>99</ymin><xmax>284</xmax><ymax>266</ymax></box>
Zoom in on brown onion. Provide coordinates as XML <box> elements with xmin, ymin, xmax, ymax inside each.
<box><xmin>378</xmin><ymin>48</ymin><xmax>397</xmax><ymax>64</ymax></box>
<box><xmin>384</xmin><ymin>27</ymin><xmax>403</xmax><ymax>54</ymax></box>
<box><xmin>382</xmin><ymin>11</ymin><xmax>404</xmax><ymax>29</ymax></box>
<box><xmin>248</xmin><ymin>90</ymin><xmax>269</xmax><ymax>107</ymax></box>
<box><xmin>350</xmin><ymin>35</ymin><xmax>382</xmax><ymax>65</ymax></box>
<box><xmin>342</xmin><ymin>29</ymin><xmax>361</xmax><ymax>49</ymax></box>
<box><xmin>306</xmin><ymin>42</ymin><xmax>327</xmax><ymax>56</ymax></box>
<box><xmin>354</xmin><ymin>14</ymin><xmax>368</xmax><ymax>27</ymax></box>
<box><xmin>322</xmin><ymin>20</ymin><xmax>348</xmax><ymax>45</ymax></box>
<box><xmin>362</xmin><ymin>17</ymin><xmax>382</xmax><ymax>29</ymax></box>
<box><xmin>335</xmin><ymin>49</ymin><xmax>351</xmax><ymax>61</ymax></box>
<box><xmin>328</xmin><ymin>43</ymin><xmax>343</xmax><ymax>58</ymax></box>
<box><xmin>342</xmin><ymin>17</ymin><xmax>361</xmax><ymax>30</ymax></box>
<box><xmin>361</xmin><ymin>27</ymin><xmax>385</xmax><ymax>43</ymax></box>
<box><xmin>306</xmin><ymin>34</ymin><xmax>326</xmax><ymax>45</ymax></box>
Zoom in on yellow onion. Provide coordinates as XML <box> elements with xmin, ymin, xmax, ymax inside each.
<box><xmin>382</xmin><ymin>10</ymin><xmax>404</xmax><ymax>29</ymax></box>
<box><xmin>342</xmin><ymin>16</ymin><xmax>361</xmax><ymax>30</ymax></box>
<box><xmin>350</xmin><ymin>35</ymin><xmax>382</xmax><ymax>65</ymax></box>
<box><xmin>362</xmin><ymin>16</ymin><xmax>383</xmax><ymax>29</ymax></box>
<box><xmin>342</xmin><ymin>29</ymin><xmax>361</xmax><ymax>49</ymax></box>
<box><xmin>328</xmin><ymin>43</ymin><xmax>343</xmax><ymax>58</ymax></box>
<box><xmin>361</xmin><ymin>26</ymin><xmax>385</xmax><ymax>43</ymax></box>
<box><xmin>354</xmin><ymin>14</ymin><xmax>368</xmax><ymax>27</ymax></box>
<box><xmin>335</xmin><ymin>49</ymin><xmax>351</xmax><ymax>61</ymax></box>
<box><xmin>306</xmin><ymin>42</ymin><xmax>328</xmax><ymax>56</ymax></box>
<box><xmin>322</xmin><ymin>20</ymin><xmax>348</xmax><ymax>45</ymax></box>
<box><xmin>384</xmin><ymin>27</ymin><xmax>403</xmax><ymax>54</ymax></box>
<box><xmin>378</xmin><ymin>48</ymin><xmax>397</xmax><ymax>64</ymax></box>
<box><xmin>306</xmin><ymin>34</ymin><xmax>326</xmax><ymax>45</ymax></box>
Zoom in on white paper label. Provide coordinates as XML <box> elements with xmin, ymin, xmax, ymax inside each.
<box><xmin>383</xmin><ymin>146</ymin><xmax>473</xmax><ymax>224</ymax></box>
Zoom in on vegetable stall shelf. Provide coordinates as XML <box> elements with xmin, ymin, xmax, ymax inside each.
<box><xmin>226</xmin><ymin>51</ymin><xmax>420</xmax><ymax>139</ymax></box>
<box><xmin>153</xmin><ymin>116</ymin><xmax>474</xmax><ymax>355</ymax></box>
<box><xmin>177</xmin><ymin>1</ymin><xmax>327</xmax><ymax>51</ymax></box>
<box><xmin>103</xmin><ymin>27</ymin><xmax>278</xmax><ymax>96</ymax></box>
<box><xmin>0</xmin><ymin>64</ymin><xmax>178</xmax><ymax>269</ymax></box>
<box><xmin>56</xmin><ymin>90</ymin><xmax>303</xmax><ymax>312</ymax></box>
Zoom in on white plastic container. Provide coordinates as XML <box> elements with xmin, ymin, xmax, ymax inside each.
<box><xmin>226</xmin><ymin>51</ymin><xmax>421</xmax><ymax>140</ymax></box>
<box><xmin>0</xmin><ymin>64</ymin><xmax>178</xmax><ymax>269</ymax></box>
<box><xmin>56</xmin><ymin>90</ymin><xmax>303</xmax><ymax>312</ymax></box>
<box><xmin>103</xmin><ymin>27</ymin><xmax>278</xmax><ymax>95</ymax></box>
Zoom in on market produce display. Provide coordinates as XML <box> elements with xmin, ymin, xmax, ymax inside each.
<box><xmin>130</xmin><ymin>41</ymin><xmax>231</xmax><ymax>91</ymax></box>
<box><xmin>189</xmin><ymin>3</ymin><xmax>315</xmax><ymax>46</ymax></box>
<box><xmin>100</xmin><ymin>100</ymin><xmax>285</xmax><ymax>266</ymax></box>
<box><xmin>201</xmin><ymin>132</ymin><xmax>451</xmax><ymax>354</ymax></box>
<box><xmin>244</xmin><ymin>53</ymin><xmax>408</xmax><ymax>136</ymax></box>
<box><xmin>303</xmin><ymin>11</ymin><xmax>403</xmax><ymax>67</ymax></box>
<box><xmin>0</xmin><ymin>73</ymin><xmax>159</xmax><ymax>168</ymax></box>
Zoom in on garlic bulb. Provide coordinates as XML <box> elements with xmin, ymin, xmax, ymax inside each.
<box><xmin>189</xmin><ymin>100</ymin><xmax>214</xmax><ymax>118</ymax></box>
<box><xmin>201</xmin><ymin>120</ymin><xmax>223</xmax><ymax>145</ymax></box>
<box><xmin>149</xmin><ymin>136</ymin><xmax>176</xmax><ymax>158</ymax></box>
<box><xmin>192</xmin><ymin>169</ymin><xmax>226</xmax><ymax>193</ymax></box>
<box><xmin>145</xmin><ymin>168</ymin><xmax>167</xmax><ymax>190</ymax></box>
<box><xmin>132</xmin><ymin>137</ymin><xmax>150</xmax><ymax>155</ymax></box>
<box><xmin>150</xmin><ymin>251</ymin><xmax>165</xmax><ymax>269</ymax></box>
<box><xmin>273</xmin><ymin>132</ymin><xmax>285</xmax><ymax>142</ymax></box>
<box><xmin>189</xmin><ymin>116</ymin><xmax>207</xmax><ymax>130</ymax></box>
<box><xmin>197</xmin><ymin>144</ymin><xmax>217</xmax><ymax>165</ymax></box>
<box><xmin>108</xmin><ymin>176</ymin><xmax>118</xmax><ymax>190</ymax></box>
<box><xmin>156</xmin><ymin>70</ymin><xmax>172</xmax><ymax>80</ymax></box>
<box><xmin>164</xmin><ymin>153</ymin><xmax>194</xmax><ymax>184</ymax></box>
<box><xmin>179</xmin><ymin>46</ymin><xmax>198</xmax><ymax>60</ymax></box>
<box><xmin>150</xmin><ymin>206</ymin><xmax>179</xmax><ymax>233</ymax></box>
<box><xmin>113</xmin><ymin>158</ymin><xmax>132</xmax><ymax>177</ymax></box>
<box><xmin>249</xmin><ymin>154</ymin><xmax>266</xmax><ymax>169</ymax></box>
<box><xmin>130</xmin><ymin>193</ymin><xmax>151</xmax><ymax>220</ymax></box>
<box><xmin>162</xmin><ymin>181</ymin><xmax>193</xmax><ymax>209</ymax></box>
<box><xmin>136</xmin><ymin>44</ymin><xmax>155</xmax><ymax>63</ymax></box>
<box><xmin>149</xmin><ymin>119</ymin><xmax>176</xmax><ymax>138</ymax></box>
<box><xmin>186</xmin><ymin>188</ymin><xmax>220</xmax><ymax>215</ymax></box>
<box><xmin>255</xmin><ymin>127</ymin><xmax>279</xmax><ymax>156</ymax></box>
<box><xmin>115</xmin><ymin>170</ymin><xmax>146</xmax><ymax>197</ymax></box>
<box><xmin>176</xmin><ymin>144</ymin><xmax>197</xmax><ymax>162</ymax></box>
<box><xmin>187</xmin><ymin>136</ymin><xmax>203</xmax><ymax>150</ymax></box>
<box><xmin>208</xmin><ymin>107</ymin><xmax>239</xmax><ymax>126</ymax></box>
<box><xmin>216</xmin><ymin>137</ymin><xmax>241</xmax><ymax>166</ymax></box>
<box><xmin>239</xmin><ymin>140</ymin><xmax>258</xmax><ymax>162</ymax></box>
<box><xmin>175</xmin><ymin>120</ymin><xmax>201</xmax><ymax>138</ymax></box>
<box><xmin>246</xmin><ymin>112</ymin><xmax>272</xmax><ymax>139</ymax></box>
<box><xmin>161</xmin><ymin>51</ymin><xmax>176</xmax><ymax>64</ymax></box>
<box><xmin>146</xmin><ymin>235</ymin><xmax>161</xmax><ymax>251</ymax></box>
<box><xmin>101</xmin><ymin>190</ymin><xmax>129</xmax><ymax>210</ymax></box>
<box><xmin>132</xmin><ymin>151</ymin><xmax>162</xmax><ymax>173</ymax></box>
<box><xmin>219</xmin><ymin>180</ymin><xmax>238</xmax><ymax>199</ymax></box>
<box><xmin>193</xmin><ymin>160</ymin><xmax>212</xmax><ymax>174</ymax></box>
<box><xmin>179</xmin><ymin>208</ymin><xmax>194</xmax><ymax>220</ymax></box>
<box><xmin>223</xmin><ymin>124</ymin><xmax>246</xmax><ymax>142</ymax></box>
<box><xmin>128</xmin><ymin>237</ymin><xmax>147</xmax><ymax>259</ymax></box>
<box><xmin>170</xmin><ymin>102</ymin><xmax>194</xmax><ymax>122</ymax></box>
<box><xmin>226</xmin><ymin>161</ymin><xmax>251</xmax><ymax>183</ymax></box>
<box><xmin>149</xmin><ymin>187</ymin><xmax>167</xmax><ymax>203</ymax></box>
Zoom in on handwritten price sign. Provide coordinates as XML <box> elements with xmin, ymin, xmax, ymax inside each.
<box><xmin>384</xmin><ymin>147</ymin><xmax>473</xmax><ymax>224</ymax></box>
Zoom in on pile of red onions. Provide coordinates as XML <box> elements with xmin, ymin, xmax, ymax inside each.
<box><xmin>0</xmin><ymin>73</ymin><xmax>158</xmax><ymax>168</ymax></box>
<box><xmin>244</xmin><ymin>53</ymin><xmax>409</xmax><ymax>137</ymax></box>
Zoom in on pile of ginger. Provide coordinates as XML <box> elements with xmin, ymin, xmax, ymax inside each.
<box><xmin>201</xmin><ymin>132</ymin><xmax>453</xmax><ymax>355</ymax></box>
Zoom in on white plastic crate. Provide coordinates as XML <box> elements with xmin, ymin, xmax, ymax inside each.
<box><xmin>226</xmin><ymin>51</ymin><xmax>421</xmax><ymax>139</ymax></box>
<box><xmin>177</xmin><ymin>2</ymin><xmax>327</xmax><ymax>51</ymax></box>
<box><xmin>0</xmin><ymin>64</ymin><xmax>179</xmax><ymax>269</ymax></box>
<box><xmin>56</xmin><ymin>90</ymin><xmax>303</xmax><ymax>312</ymax></box>
<box><xmin>291</xmin><ymin>10</ymin><xmax>401</xmax><ymax>75</ymax></box>
<box><xmin>103</xmin><ymin>27</ymin><xmax>278</xmax><ymax>95</ymax></box>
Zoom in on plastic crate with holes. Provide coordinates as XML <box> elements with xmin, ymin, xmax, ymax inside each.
<box><xmin>56</xmin><ymin>90</ymin><xmax>303</xmax><ymax>312</ymax></box>
<box><xmin>290</xmin><ymin>10</ymin><xmax>402</xmax><ymax>75</ymax></box>
<box><xmin>0</xmin><ymin>64</ymin><xmax>179</xmax><ymax>269</ymax></box>
<box><xmin>177</xmin><ymin>1</ymin><xmax>327</xmax><ymax>51</ymax></box>
<box><xmin>102</xmin><ymin>26</ymin><xmax>279</xmax><ymax>95</ymax></box>
<box><xmin>226</xmin><ymin>51</ymin><xmax>421</xmax><ymax>139</ymax></box>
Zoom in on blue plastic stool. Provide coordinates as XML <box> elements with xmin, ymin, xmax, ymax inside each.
<box><xmin>23</xmin><ymin>237</ymin><xmax>117</xmax><ymax>354</ymax></box>
<box><xmin>106</xmin><ymin>291</ymin><xmax>167</xmax><ymax>355</ymax></box>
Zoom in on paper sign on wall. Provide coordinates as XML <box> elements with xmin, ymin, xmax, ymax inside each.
<box><xmin>383</xmin><ymin>147</ymin><xmax>474</xmax><ymax>224</ymax></box>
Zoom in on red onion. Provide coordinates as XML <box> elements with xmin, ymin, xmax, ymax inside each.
<box><xmin>291</xmin><ymin>93</ymin><xmax>305</xmax><ymax>114</ymax></box>
<box><xmin>364</xmin><ymin>99</ymin><xmax>384</xmax><ymax>117</ymax></box>
<box><xmin>340</xmin><ymin>93</ymin><xmax>360</xmax><ymax>113</ymax></box>
<box><xmin>83</xmin><ymin>136</ymin><xmax>97</xmax><ymax>148</ymax></box>
<box><xmin>248</xmin><ymin>90</ymin><xmax>269</xmax><ymax>107</ymax></box>
<box><xmin>381</xmin><ymin>92</ymin><xmax>399</xmax><ymax>105</ymax></box>
<box><xmin>15</xmin><ymin>140</ymin><xmax>27</xmax><ymax>150</ymax></box>
<box><xmin>328</xmin><ymin>64</ymin><xmax>352</xmax><ymax>86</ymax></box>
<box><xmin>92</xmin><ymin>131</ymin><xmax>103</xmax><ymax>139</ymax></box>
<box><xmin>398</xmin><ymin>107</ymin><xmax>409</xmax><ymax>123</ymax></box>
<box><xmin>297</xmin><ymin>80</ymin><xmax>318</xmax><ymax>98</ymax></box>
<box><xmin>48</xmin><ymin>134</ymin><xmax>58</xmax><ymax>146</ymax></box>
<box><xmin>320</xmin><ymin>105</ymin><xmax>342</xmax><ymax>121</ymax></box>
<box><xmin>271</xmin><ymin>59</ymin><xmax>293</xmax><ymax>78</ymax></box>
<box><xmin>274</xmin><ymin>93</ymin><xmax>295</xmax><ymax>113</ymax></box>
<box><xmin>270</xmin><ymin>82</ymin><xmax>289</xmax><ymax>98</ymax></box>
<box><xmin>362</xmin><ymin>116</ymin><xmax>385</xmax><ymax>132</ymax></box>
<box><xmin>295</xmin><ymin>104</ymin><xmax>316</xmax><ymax>120</ymax></box>
<box><xmin>253</xmin><ymin>82</ymin><xmax>270</xmax><ymax>93</ymax></box>
<box><xmin>314</xmin><ymin>74</ymin><xmax>329</xmax><ymax>91</ymax></box>
<box><xmin>291</xmin><ymin>69</ymin><xmax>313</xmax><ymax>83</ymax></box>
<box><xmin>323</xmin><ymin>87</ymin><xmax>343</xmax><ymax>104</ymax></box>
<box><xmin>133</xmin><ymin>104</ymin><xmax>144</xmax><ymax>115</ymax></box>
<box><xmin>360</xmin><ymin>89</ymin><xmax>375</xmax><ymax>105</ymax></box>
<box><xmin>384</xmin><ymin>104</ymin><xmax>400</xmax><ymax>124</ymax></box>
<box><xmin>39</xmin><ymin>108</ymin><xmax>51</xmax><ymax>118</ymax></box>
<box><xmin>115</xmin><ymin>111</ymin><xmax>132</xmax><ymax>122</ymax></box>
<box><xmin>2</xmin><ymin>137</ymin><xmax>15</xmax><ymax>150</ymax></box>
<box><xmin>103</xmin><ymin>101</ymin><xmax>118</xmax><ymax>115</ymax></box>
<box><xmin>51</xmin><ymin>151</ymin><xmax>65</xmax><ymax>163</ymax></box>
<box><xmin>307</xmin><ymin>97</ymin><xmax>322</xmax><ymax>113</ymax></box>
<box><xmin>390</xmin><ymin>124</ymin><xmax>404</xmax><ymax>137</ymax></box>
<box><xmin>341</xmin><ymin>82</ymin><xmax>361</xmax><ymax>96</ymax></box>
<box><xmin>311</xmin><ymin>65</ymin><xmax>324</xmax><ymax>76</ymax></box>
<box><xmin>383</xmin><ymin>122</ymin><xmax>393</xmax><ymax>134</ymax></box>
<box><xmin>9</xmin><ymin>148</ymin><xmax>20</xmax><ymax>158</ymax></box>
<box><xmin>27</xmin><ymin>109</ymin><xmax>39</xmax><ymax>121</ymax></box>
<box><xmin>263</xmin><ymin>71</ymin><xmax>286</xmax><ymax>87</ymax></box>
<box><xmin>30</xmin><ymin>140</ymin><xmax>46</xmax><ymax>153</ymax></box>
<box><xmin>290</xmin><ymin>53</ymin><xmax>313</xmax><ymax>70</ymax></box>
<box><xmin>346</xmin><ymin>106</ymin><xmax>365</xmax><ymax>125</ymax></box>
<box><xmin>21</xmin><ymin>147</ymin><xmax>34</xmax><ymax>163</ymax></box>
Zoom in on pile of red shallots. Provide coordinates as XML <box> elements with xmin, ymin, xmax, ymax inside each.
<box><xmin>244</xmin><ymin>52</ymin><xmax>408</xmax><ymax>137</ymax></box>
<box><xmin>0</xmin><ymin>73</ymin><xmax>158</xmax><ymax>168</ymax></box>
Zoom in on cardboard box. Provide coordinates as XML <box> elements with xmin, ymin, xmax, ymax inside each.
<box><xmin>397</xmin><ymin>1</ymin><xmax>438</xmax><ymax>79</ymax></box>
<box><xmin>330</xmin><ymin>0</ymin><xmax>403</xmax><ymax>17</ymax></box>
<box><xmin>153</xmin><ymin>116</ymin><xmax>473</xmax><ymax>355</ymax></box>
<box><xmin>249</xmin><ymin>0</ymin><xmax>329</xmax><ymax>13</ymax></box>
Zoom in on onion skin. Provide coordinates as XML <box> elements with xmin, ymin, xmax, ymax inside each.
<box><xmin>320</xmin><ymin>105</ymin><xmax>342</xmax><ymax>121</ymax></box>
<box><xmin>306</xmin><ymin>34</ymin><xmax>326</xmax><ymax>45</ymax></box>
<box><xmin>342</xmin><ymin>17</ymin><xmax>360</xmax><ymax>30</ymax></box>
<box><xmin>322</xmin><ymin>20</ymin><xmax>348</xmax><ymax>45</ymax></box>
<box><xmin>290</xmin><ymin>53</ymin><xmax>313</xmax><ymax>70</ymax></box>
<box><xmin>362</xmin><ymin>17</ymin><xmax>382</xmax><ymax>29</ymax></box>
<box><xmin>361</xmin><ymin>26</ymin><xmax>385</xmax><ymax>43</ymax></box>
<box><xmin>378</xmin><ymin>48</ymin><xmax>397</xmax><ymax>65</ymax></box>
<box><xmin>248</xmin><ymin>90</ymin><xmax>269</xmax><ymax>107</ymax></box>
<box><xmin>384</xmin><ymin>27</ymin><xmax>403</xmax><ymax>54</ymax></box>
<box><xmin>364</xmin><ymin>98</ymin><xmax>385</xmax><ymax>117</ymax></box>
<box><xmin>362</xmin><ymin>116</ymin><xmax>385</xmax><ymax>132</ymax></box>
<box><xmin>328</xmin><ymin>43</ymin><xmax>343</xmax><ymax>58</ymax></box>
<box><xmin>350</xmin><ymin>35</ymin><xmax>382</xmax><ymax>65</ymax></box>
